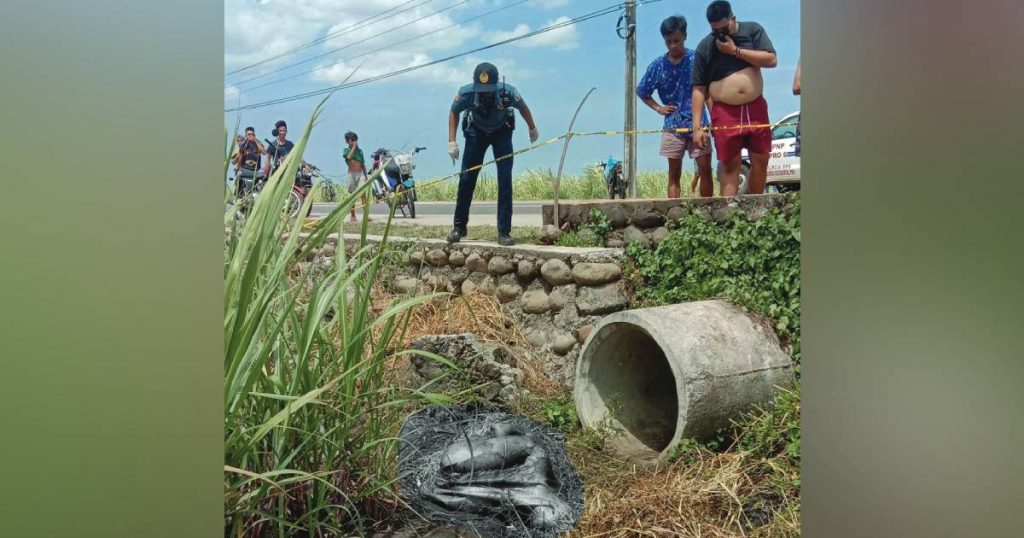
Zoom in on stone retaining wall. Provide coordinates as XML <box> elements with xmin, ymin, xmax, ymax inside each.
<box><xmin>542</xmin><ymin>194</ymin><xmax>794</xmax><ymax>248</ymax></box>
<box><xmin>319</xmin><ymin>235</ymin><xmax>630</xmax><ymax>386</ymax></box>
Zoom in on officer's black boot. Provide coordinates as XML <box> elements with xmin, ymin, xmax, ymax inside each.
<box><xmin>447</xmin><ymin>227</ymin><xmax>467</xmax><ymax>244</ymax></box>
<box><xmin>497</xmin><ymin>233</ymin><xmax>515</xmax><ymax>247</ymax></box>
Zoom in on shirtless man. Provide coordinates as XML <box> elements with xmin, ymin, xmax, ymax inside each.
<box><xmin>691</xmin><ymin>1</ymin><xmax>778</xmax><ymax>196</ymax></box>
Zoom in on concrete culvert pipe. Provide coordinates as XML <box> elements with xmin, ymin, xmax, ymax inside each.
<box><xmin>573</xmin><ymin>300</ymin><xmax>795</xmax><ymax>464</ymax></box>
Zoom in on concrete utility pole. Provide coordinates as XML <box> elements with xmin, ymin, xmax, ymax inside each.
<box><xmin>623</xmin><ymin>0</ymin><xmax>638</xmax><ymax>198</ymax></box>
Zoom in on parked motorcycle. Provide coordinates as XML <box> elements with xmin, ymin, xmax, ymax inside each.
<box><xmin>369</xmin><ymin>146</ymin><xmax>424</xmax><ymax>219</ymax></box>
<box><xmin>598</xmin><ymin>156</ymin><xmax>627</xmax><ymax>199</ymax></box>
<box><xmin>231</xmin><ymin>154</ymin><xmax>314</xmax><ymax>221</ymax></box>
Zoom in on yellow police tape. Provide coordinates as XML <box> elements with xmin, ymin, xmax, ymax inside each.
<box><xmin>301</xmin><ymin>120</ymin><xmax>798</xmax><ymax>229</ymax></box>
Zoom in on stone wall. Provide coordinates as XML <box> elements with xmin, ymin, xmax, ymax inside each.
<box><xmin>319</xmin><ymin>235</ymin><xmax>630</xmax><ymax>386</ymax></box>
<box><xmin>542</xmin><ymin>194</ymin><xmax>794</xmax><ymax>249</ymax></box>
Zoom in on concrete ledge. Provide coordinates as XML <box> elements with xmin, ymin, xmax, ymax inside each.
<box><xmin>542</xmin><ymin>194</ymin><xmax>792</xmax><ymax>227</ymax></box>
<box><xmin>326</xmin><ymin>233</ymin><xmax>624</xmax><ymax>264</ymax></box>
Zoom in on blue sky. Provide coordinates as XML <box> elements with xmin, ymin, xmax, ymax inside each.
<box><xmin>224</xmin><ymin>0</ymin><xmax>800</xmax><ymax>182</ymax></box>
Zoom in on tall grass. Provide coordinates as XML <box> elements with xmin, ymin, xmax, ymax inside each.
<box><xmin>414</xmin><ymin>167</ymin><xmax>694</xmax><ymax>201</ymax></box>
<box><xmin>223</xmin><ymin>99</ymin><xmax>450</xmax><ymax>536</ymax></box>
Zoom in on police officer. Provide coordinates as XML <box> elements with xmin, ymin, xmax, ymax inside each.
<box><xmin>447</xmin><ymin>62</ymin><xmax>538</xmax><ymax>246</ymax></box>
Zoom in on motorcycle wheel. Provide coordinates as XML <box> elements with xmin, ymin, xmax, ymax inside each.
<box><xmin>394</xmin><ymin>186</ymin><xmax>408</xmax><ymax>218</ymax></box>
<box><xmin>406</xmin><ymin>190</ymin><xmax>416</xmax><ymax>219</ymax></box>
<box><xmin>287</xmin><ymin>190</ymin><xmax>303</xmax><ymax>218</ymax></box>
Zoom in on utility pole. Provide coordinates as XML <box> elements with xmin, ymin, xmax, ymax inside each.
<box><xmin>622</xmin><ymin>0</ymin><xmax>638</xmax><ymax>198</ymax></box>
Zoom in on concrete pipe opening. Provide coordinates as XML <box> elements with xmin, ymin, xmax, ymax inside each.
<box><xmin>573</xmin><ymin>300</ymin><xmax>795</xmax><ymax>464</ymax></box>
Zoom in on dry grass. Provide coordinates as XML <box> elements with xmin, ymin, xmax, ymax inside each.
<box><xmin>375</xmin><ymin>286</ymin><xmax>559</xmax><ymax>397</ymax></box>
<box><xmin>561</xmin><ymin>448</ymin><xmax>799</xmax><ymax>537</ymax></box>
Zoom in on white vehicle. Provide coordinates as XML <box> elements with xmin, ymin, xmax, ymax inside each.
<box><xmin>715</xmin><ymin>111</ymin><xmax>801</xmax><ymax>194</ymax></box>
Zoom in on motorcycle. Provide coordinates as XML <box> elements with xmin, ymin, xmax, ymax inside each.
<box><xmin>264</xmin><ymin>139</ymin><xmax>314</xmax><ymax>219</ymax></box>
<box><xmin>369</xmin><ymin>146</ymin><xmax>424</xmax><ymax>219</ymax></box>
<box><xmin>598</xmin><ymin>156</ymin><xmax>627</xmax><ymax>199</ymax></box>
<box><xmin>230</xmin><ymin>149</ymin><xmax>314</xmax><ymax>221</ymax></box>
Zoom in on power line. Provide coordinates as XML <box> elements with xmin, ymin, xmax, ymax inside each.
<box><xmin>226</xmin><ymin>2</ymin><xmax>624</xmax><ymax>112</ymax></box>
<box><xmin>228</xmin><ymin>0</ymin><xmax>475</xmax><ymax>90</ymax></box>
<box><xmin>225</xmin><ymin>0</ymin><xmax>435</xmax><ymax>77</ymax></box>
<box><xmin>228</xmin><ymin>0</ymin><xmax>529</xmax><ymax>94</ymax></box>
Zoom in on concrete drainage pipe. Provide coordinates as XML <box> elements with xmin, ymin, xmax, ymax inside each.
<box><xmin>573</xmin><ymin>300</ymin><xmax>795</xmax><ymax>464</ymax></box>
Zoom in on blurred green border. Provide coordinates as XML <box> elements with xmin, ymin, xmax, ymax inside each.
<box><xmin>1</xmin><ymin>2</ymin><xmax>222</xmax><ymax>537</ymax></box>
<box><xmin>803</xmin><ymin>1</ymin><xmax>1023</xmax><ymax>537</ymax></box>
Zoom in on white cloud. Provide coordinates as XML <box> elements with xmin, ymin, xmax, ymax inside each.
<box><xmin>224</xmin><ymin>0</ymin><xmax>474</xmax><ymax>68</ymax></box>
<box><xmin>224</xmin><ymin>0</ymin><xmax>486</xmax><ymax>91</ymax></box>
<box><xmin>490</xmin><ymin>16</ymin><xmax>579</xmax><ymax>50</ymax></box>
<box><xmin>529</xmin><ymin>0</ymin><xmax>570</xmax><ymax>8</ymax></box>
<box><xmin>311</xmin><ymin>54</ymin><xmax>539</xmax><ymax>88</ymax></box>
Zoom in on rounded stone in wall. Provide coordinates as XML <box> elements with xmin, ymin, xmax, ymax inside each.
<box><xmin>631</xmin><ymin>206</ymin><xmax>666</xmax><ymax>228</ymax></box>
<box><xmin>395</xmin><ymin>276</ymin><xmax>423</xmax><ymax>295</ymax></box>
<box><xmin>605</xmin><ymin>205</ymin><xmax>628</xmax><ymax>228</ymax></box>
<box><xmin>651</xmin><ymin>227</ymin><xmax>670</xmax><ymax>247</ymax></box>
<box><xmin>540</xmin><ymin>259</ymin><xmax>573</xmax><ymax>286</ymax></box>
<box><xmin>426</xmin><ymin>249</ymin><xmax>449</xmax><ymax>267</ymax></box>
<box><xmin>449</xmin><ymin>267</ymin><xmax>469</xmax><ymax>286</ymax></box>
<box><xmin>552</xmin><ymin>332</ymin><xmax>577</xmax><ymax>355</ymax></box>
<box><xmin>517</xmin><ymin>259</ymin><xmax>539</xmax><ymax>279</ymax></box>
<box><xmin>464</xmin><ymin>273</ymin><xmax>496</xmax><ymax>296</ymax></box>
<box><xmin>712</xmin><ymin>205</ymin><xmax>743</xmax><ymax>223</ymax></box>
<box><xmin>448</xmin><ymin>251</ymin><xmax>467</xmax><ymax>267</ymax></box>
<box><xmin>577</xmin><ymin>282</ymin><xmax>630</xmax><ymax>316</ymax></box>
<box><xmin>465</xmin><ymin>252</ymin><xmax>488</xmax><ymax>273</ymax></box>
<box><xmin>488</xmin><ymin>256</ymin><xmax>515</xmax><ymax>275</ymax></box>
<box><xmin>496</xmin><ymin>283</ymin><xmax>523</xmax><ymax>303</ymax></box>
<box><xmin>524</xmin><ymin>329</ymin><xmax>549</xmax><ymax>348</ymax></box>
<box><xmin>408</xmin><ymin>250</ymin><xmax>426</xmax><ymax>267</ymax></box>
<box><xmin>623</xmin><ymin>225</ymin><xmax>651</xmax><ymax>249</ymax></box>
<box><xmin>605</xmin><ymin>238</ymin><xmax>625</xmax><ymax>248</ymax></box>
<box><xmin>548</xmin><ymin>284</ymin><xmax>577</xmax><ymax>312</ymax></box>
<box><xmin>571</xmin><ymin>263</ymin><xmax>622</xmax><ymax>286</ymax></box>
<box><xmin>521</xmin><ymin>290</ymin><xmax>551</xmax><ymax>314</ymax></box>
<box><xmin>667</xmin><ymin>206</ymin><xmax>689</xmax><ymax>223</ymax></box>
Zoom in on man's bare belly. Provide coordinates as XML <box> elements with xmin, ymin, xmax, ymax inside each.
<box><xmin>709</xmin><ymin>66</ymin><xmax>764</xmax><ymax>106</ymax></box>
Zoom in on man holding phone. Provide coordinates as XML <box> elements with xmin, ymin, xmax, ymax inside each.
<box><xmin>231</xmin><ymin>127</ymin><xmax>265</xmax><ymax>197</ymax></box>
<box><xmin>691</xmin><ymin>1</ymin><xmax>778</xmax><ymax>196</ymax></box>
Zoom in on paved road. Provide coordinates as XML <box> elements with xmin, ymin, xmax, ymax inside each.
<box><xmin>310</xmin><ymin>201</ymin><xmax>547</xmax><ymax>227</ymax></box>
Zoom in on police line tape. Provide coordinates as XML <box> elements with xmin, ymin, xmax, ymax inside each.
<box><xmin>303</xmin><ymin>120</ymin><xmax>799</xmax><ymax>227</ymax></box>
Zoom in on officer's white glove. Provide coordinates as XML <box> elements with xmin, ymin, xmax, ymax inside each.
<box><xmin>529</xmin><ymin>126</ymin><xmax>539</xmax><ymax>143</ymax></box>
<box><xmin>448</xmin><ymin>141</ymin><xmax>459</xmax><ymax>166</ymax></box>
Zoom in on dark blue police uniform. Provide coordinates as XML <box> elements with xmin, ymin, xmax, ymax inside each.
<box><xmin>450</xmin><ymin>69</ymin><xmax>527</xmax><ymax>236</ymax></box>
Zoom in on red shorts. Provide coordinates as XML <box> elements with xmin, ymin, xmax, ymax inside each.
<box><xmin>710</xmin><ymin>95</ymin><xmax>771</xmax><ymax>162</ymax></box>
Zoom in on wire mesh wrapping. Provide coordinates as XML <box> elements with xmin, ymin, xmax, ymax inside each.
<box><xmin>397</xmin><ymin>403</ymin><xmax>584</xmax><ymax>537</ymax></box>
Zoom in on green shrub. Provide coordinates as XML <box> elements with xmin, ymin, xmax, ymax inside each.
<box><xmin>541</xmin><ymin>394</ymin><xmax>580</xmax><ymax>433</ymax></box>
<box><xmin>627</xmin><ymin>195</ymin><xmax>801</xmax><ymax>361</ymax></box>
<box><xmin>223</xmin><ymin>100</ymin><xmax>451</xmax><ymax>536</ymax></box>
